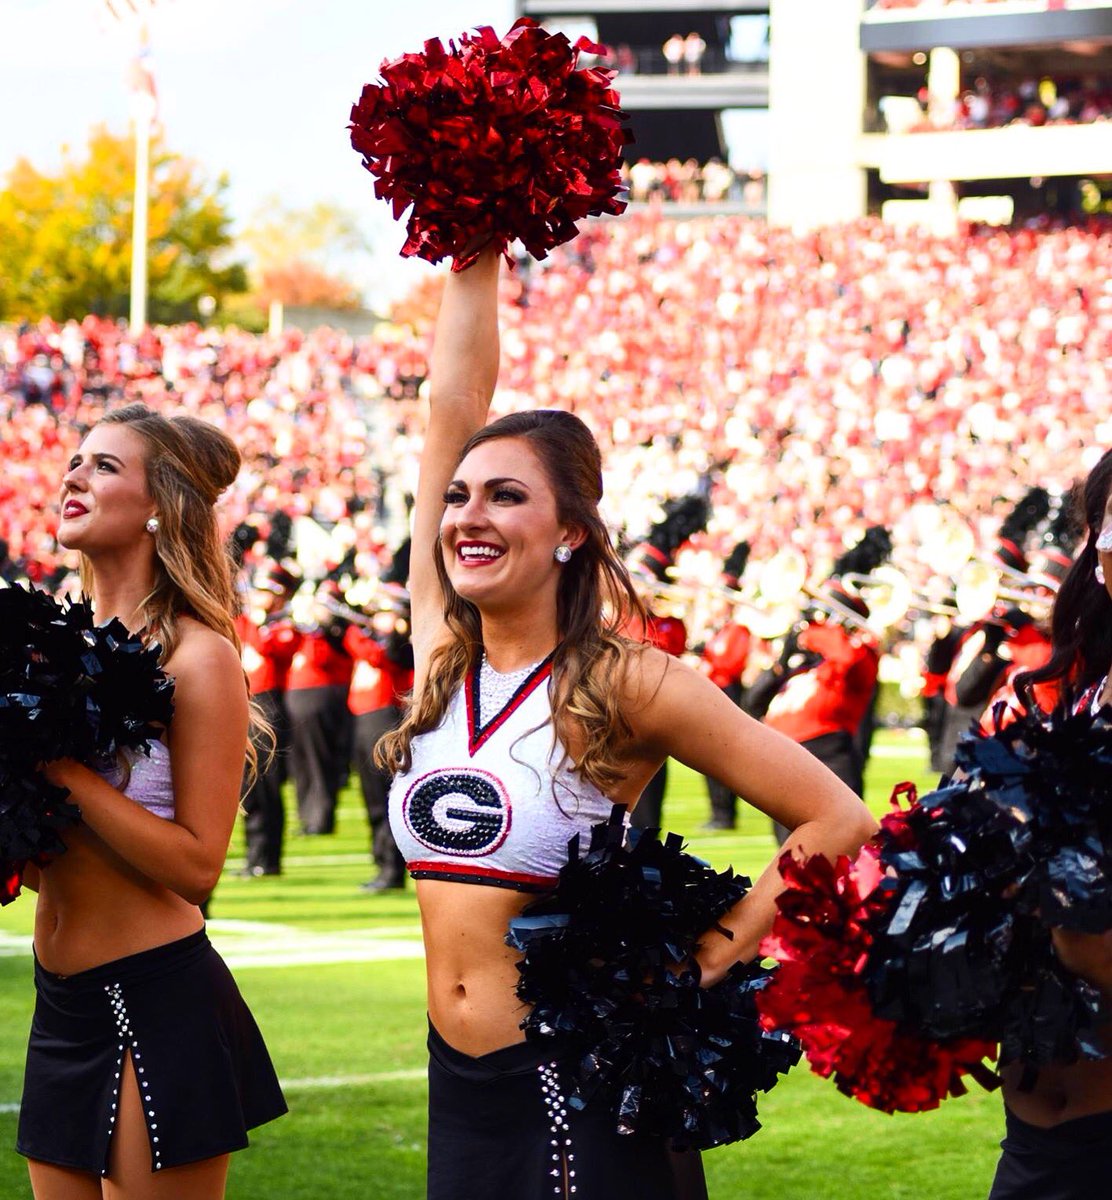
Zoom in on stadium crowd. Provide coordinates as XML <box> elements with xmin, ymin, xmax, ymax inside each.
<box><xmin>1</xmin><ymin>211</ymin><xmax>1109</xmax><ymax>607</ymax></box>
<box><xmin>621</xmin><ymin>159</ymin><xmax>765</xmax><ymax>206</ymax></box>
<box><xmin>909</xmin><ymin>74</ymin><xmax>1112</xmax><ymax>131</ymax></box>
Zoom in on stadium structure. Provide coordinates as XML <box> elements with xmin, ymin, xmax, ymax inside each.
<box><xmin>515</xmin><ymin>0</ymin><xmax>1112</xmax><ymax>229</ymax></box>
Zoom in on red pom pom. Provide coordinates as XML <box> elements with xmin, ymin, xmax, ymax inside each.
<box><xmin>756</xmin><ymin>850</ymin><xmax>997</xmax><ymax>1113</ymax></box>
<box><xmin>348</xmin><ymin>18</ymin><xmax>630</xmax><ymax>270</ymax></box>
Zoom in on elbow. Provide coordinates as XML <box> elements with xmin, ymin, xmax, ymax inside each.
<box><xmin>175</xmin><ymin>861</ymin><xmax>223</xmax><ymax>907</ymax></box>
<box><xmin>853</xmin><ymin>803</ymin><xmax>880</xmax><ymax>847</ymax></box>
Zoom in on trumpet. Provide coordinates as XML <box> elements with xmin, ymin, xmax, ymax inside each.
<box><xmin>643</xmin><ymin>546</ymin><xmax>809</xmax><ymax>641</ymax></box>
<box><xmin>953</xmin><ymin>560</ymin><xmax>1054</xmax><ymax>625</ymax></box>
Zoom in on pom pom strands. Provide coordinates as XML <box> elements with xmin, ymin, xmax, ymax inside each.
<box><xmin>756</xmin><ymin>845</ymin><xmax>997</xmax><ymax>1114</ymax></box>
<box><xmin>0</xmin><ymin>584</ymin><xmax>174</xmax><ymax>903</ymax></box>
<box><xmin>349</xmin><ymin>19</ymin><xmax>629</xmax><ymax>270</ymax></box>
<box><xmin>758</xmin><ymin>698</ymin><xmax>1112</xmax><ymax>1112</ymax></box>
<box><xmin>508</xmin><ymin>807</ymin><xmax>800</xmax><ymax>1150</ymax></box>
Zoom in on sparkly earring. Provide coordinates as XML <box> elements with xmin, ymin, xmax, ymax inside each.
<box><xmin>554</xmin><ymin>545</ymin><xmax>573</xmax><ymax>564</ymax></box>
<box><xmin>145</xmin><ymin>516</ymin><xmax>160</xmax><ymax>535</ymax></box>
<box><xmin>1097</xmin><ymin>563</ymin><xmax>1107</xmax><ymax>586</ymax></box>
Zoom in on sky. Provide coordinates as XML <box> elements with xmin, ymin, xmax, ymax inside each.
<box><xmin>1</xmin><ymin>0</ymin><xmax>519</xmax><ymax>304</ymax></box>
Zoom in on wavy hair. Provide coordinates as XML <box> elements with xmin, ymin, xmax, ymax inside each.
<box><xmin>1017</xmin><ymin>448</ymin><xmax>1112</xmax><ymax>704</ymax></box>
<box><xmin>377</xmin><ymin>410</ymin><xmax>648</xmax><ymax>794</ymax></box>
<box><xmin>79</xmin><ymin>403</ymin><xmax>268</xmax><ymax>776</ymax></box>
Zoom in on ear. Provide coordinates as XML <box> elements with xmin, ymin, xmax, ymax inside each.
<box><xmin>560</xmin><ymin>522</ymin><xmax>588</xmax><ymax>552</ymax></box>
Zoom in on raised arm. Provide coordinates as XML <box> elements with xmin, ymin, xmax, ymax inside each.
<box><xmin>409</xmin><ymin>248</ymin><xmax>502</xmax><ymax>680</ymax></box>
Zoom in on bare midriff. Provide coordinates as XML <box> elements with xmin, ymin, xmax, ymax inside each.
<box><xmin>417</xmin><ymin>878</ymin><xmax>537</xmax><ymax>1056</ymax></box>
<box><xmin>32</xmin><ymin>825</ymin><xmax>203</xmax><ymax>977</ymax></box>
<box><xmin>1001</xmin><ymin>1054</ymin><xmax>1112</xmax><ymax>1126</ymax></box>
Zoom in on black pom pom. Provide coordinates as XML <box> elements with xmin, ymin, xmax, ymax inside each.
<box><xmin>861</xmin><ymin>694</ymin><xmax>1112</xmax><ymax>1069</ymax></box>
<box><xmin>0</xmin><ymin>584</ymin><xmax>175</xmax><ymax>903</ymax></box>
<box><xmin>508</xmin><ymin>807</ymin><xmax>799</xmax><ymax>1149</ymax></box>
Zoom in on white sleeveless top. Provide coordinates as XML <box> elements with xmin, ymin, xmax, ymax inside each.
<box><xmin>388</xmin><ymin>657</ymin><xmax>615</xmax><ymax>892</ymax></box>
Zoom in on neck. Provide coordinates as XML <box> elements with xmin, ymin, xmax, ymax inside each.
<box><xmin>88</xmin><ymin>556</ymin><xmax>157</xmax><ymax>633</ymax></box>
<box><xmin>479</xmin><ymin>611</ymin><xmax>559</xmax><ymax>673</ymax></box>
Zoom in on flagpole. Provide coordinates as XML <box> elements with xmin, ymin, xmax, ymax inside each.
<box><xmin>129</xmin><ymin>91</ymin><xmax>153</xmax><ymax>334</ymax></box>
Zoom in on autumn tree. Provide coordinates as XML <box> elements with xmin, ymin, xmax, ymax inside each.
<box><xmin>240</xmin><ymin>199</ymin><xmax>369</xmax><ymax>312</ymax></box>
<box><xmin>0</xmin><ymin>126</ymin><xmax>246</xmax><ymax>323</ymax></box>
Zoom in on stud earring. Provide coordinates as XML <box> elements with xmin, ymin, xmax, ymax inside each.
<box><xmin>1097</xmin><ymin>563</ymin><xmax>1107</xmax><ymax>586</ymax></box>
<box><xmin>554</xmin><ymin>545</ymin><xmax>573</xmax><ymax>564</ymax></box>
<box><xmin>145</xmin><ymin>517</ymin><xmax>160</xmax><ymax>535</ymax></box>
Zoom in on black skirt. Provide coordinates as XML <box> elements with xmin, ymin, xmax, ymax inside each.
<box><xmin>427</xmin><ymin>1022</ymin><xmax>706</xmax><ymax>1200</ymax></box>
<box><xmin>987</xmin><ymin>1107</ymin><xmax>1112</xmax><ymax>1199</ymax></box>
<box><xmin>17</xmin><ymin>928</ymin><xmax>287</xmax><ymax>1176</ymax></box>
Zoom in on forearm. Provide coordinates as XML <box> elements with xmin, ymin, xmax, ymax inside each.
<box><xmin>48</xmin><ymin>762</ymin><xmax>229</xmax><ymax>905</ymax></box>
<box><xmin>696</xmin><ymin>810</ymin><xmax>877</xmax><ymax>984</ymax></box>
<box><xmin>429</xmin><ymin>246</ymin><xmax>501</xmax><ymax>418</ymax></box>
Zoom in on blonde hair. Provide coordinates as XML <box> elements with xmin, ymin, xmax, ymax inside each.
<box><xmin>376</xmin><ymin>411</ymin><xmax>648</xmax><ymax>795</ymax></box>
<box><xmin>80</xmin><ymin>403</ymin><xmax>269</xmax><ymax>777</ymax></box>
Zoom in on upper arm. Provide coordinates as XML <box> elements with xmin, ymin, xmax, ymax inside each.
<box><xmin>624</xmin><ymin>653</ymin><xmax>874</xmax><ymax>842</ymax></box>
<box><xmin>165</xmin><ymin>630</ymin><xmax>249</xmax><ymax>853</ymax></box>
<box><xmin>409</xmin><ymin>250</ymin><xmax>502</xmax><ymax>678</ymax></box>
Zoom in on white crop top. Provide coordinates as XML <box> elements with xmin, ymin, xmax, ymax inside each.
<box><xmin>388</xmin><ymin>657</ymin><xmax>615</xmax><ymax>892</ymax></box>
<box><xmin>95</xmin><ymin>741</ymin><xmax>175</xmax><ymax>821</ymax></box>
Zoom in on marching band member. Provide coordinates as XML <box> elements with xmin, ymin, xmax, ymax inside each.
<box><xmin>286</xmin><ymin>581</ymin><xmax>355</xmax><ymax>836</ymax></box>
<box><xmin>979</xmin><ymin>487</ymin><xmax>1084</xmax><ymax>729</ymax></box>
<box><xmin>236</xmin><ymin>560</ymin><xmax>302</xmax><ymax>877</ymax></box>
<box><xmin>937</xmin><ymin>487</ymin><xmax>1052</xmax><ymax>772</ymax></box>
<box><xmin>346</xmin><ymin>543</ymin><xmax>415</xmax><ymax>893</ymax></box>
<box><xmin>699</xmin><ymin>541</ymin><xmax>752</xmax><ymax>831</ymax></box>
<box><xmin>623</xmin><ymin>495</ymin><xmax>707</xmax><ymax>831</ymax></box>
<box><xmin>756</xmin><ymin>529</ymin><xmax>888</xmax><ymax>844</ymax></box>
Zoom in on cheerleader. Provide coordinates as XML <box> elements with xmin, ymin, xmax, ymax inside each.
<box><xmin>376</xmin><ymin>250</ymin><xmax>876</xmax><ymax>1200</ymax></box>
<box><xmin>986</xmin><ymin>450</ymin><xmax>1112</xmax><ymax>1200</ymax></box>
<box><xmin>18</xmin><ymin>404</ymin><xmax>286</xmax><ymax>1198</ymax></box>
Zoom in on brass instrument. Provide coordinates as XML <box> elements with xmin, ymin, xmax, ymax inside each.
<box><xmin>644</xmin><ymin>545</ymin><xmax>808</xmax><ymax>640</ymax></box>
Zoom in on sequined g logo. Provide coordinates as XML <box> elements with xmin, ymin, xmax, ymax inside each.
<box><xmin>402</xmin><ymin>768</ymin><xmax>511</xmax><ymax>856</ymax></box>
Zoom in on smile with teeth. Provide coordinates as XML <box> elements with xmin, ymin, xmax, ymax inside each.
<box><xmin>62</xmin><ymin>500</ymin><xmax>88</xmax><ymax>518</ymax></box>
<box><xmin>457</xmin><ymin>542</ymin><xmax>505</xmax><ymax>565</ymax></box>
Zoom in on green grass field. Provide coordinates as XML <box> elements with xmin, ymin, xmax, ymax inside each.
<box><xmin>0</xmin><ymin>730</ymin><xmax>1003</xmax><ymax>1198</ymax></box>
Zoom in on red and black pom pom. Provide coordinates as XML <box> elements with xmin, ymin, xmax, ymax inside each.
<box><xmin>756</xmin><ymin>846</ymin><xmax>998</xmax><ymax>1114</ymax></box>
<box><xmin>349</xmin><ymin>18</ymin><xmax>630</xmax><ymax>270</ymax></box>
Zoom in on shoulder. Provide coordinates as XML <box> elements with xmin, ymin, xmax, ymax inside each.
<box><xmin>165</xmin><ymin>619</ymin><xmax>244</xmax><ymax>691</ymax></box>
<box><xmin>613</xmin><ymin>641</ymin><xmax>683</xmax><ymax>710</ymax></box>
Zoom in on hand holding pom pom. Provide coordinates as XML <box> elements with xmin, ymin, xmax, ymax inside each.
<box><xmin>508</xmin><ymin>807</ymin><xmax>799</xmax><ymax>1150</ymax></box>
<box><xmin>0</xmin><ymin>585</ymin><xmax>175</xmax><ymax>903</ymax></box>
<box><xmin>349</xmin><ymin>18</ymin><xmax>630</xmax><ymax>269</ymax></box>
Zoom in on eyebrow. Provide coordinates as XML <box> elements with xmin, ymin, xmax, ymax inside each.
<box><xmin>447</xmin><ymin>477</ymin><xmax>530</xmax><ymax>489</ymax></box>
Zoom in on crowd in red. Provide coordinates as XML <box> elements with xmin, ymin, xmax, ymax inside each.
<box><xmin>1</xmin><ymin>212</ymin><xmax>1109</xmax><ymax>607</ymax></box>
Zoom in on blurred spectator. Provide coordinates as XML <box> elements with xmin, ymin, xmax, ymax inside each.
<box><xmin>663</xmin><ymin>33</ymin><xmax>685</xmax><ymax>75</ymax></box>
<box><xmin>684</xmin><ymin>32</ymin><xmax>707</xmax><ymax>76</ymax></box>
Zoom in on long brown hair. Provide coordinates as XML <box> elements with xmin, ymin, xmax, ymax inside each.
<box><xmin>80</xmin><ymin>402</ymin><xmax>268</xmax><ymax>775</ymax></box>
<box><xmin>377</xmin><ymin>410</ymin><xmax>648</xmax><ymax>794</ymax></box>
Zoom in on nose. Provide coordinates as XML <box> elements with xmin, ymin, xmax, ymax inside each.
<box><xmin>62</xmin><ymin>463</ymin><xmax>86</xmax><ymax>491</ymax></box>
<box><xmin>454</xmin><ymin>492</ymin><xmax>489</xmax><ymax>531</ymax></box>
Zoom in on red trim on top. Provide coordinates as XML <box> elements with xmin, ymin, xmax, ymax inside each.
<box><xmin>407</xmin><ymin>860</ymin><xmax>557</xmax><ymax>891</ymax></box>
<box><xmin>466</xmin><ymin>654</ymin><xmax>554</xmax><ymax>756</ymax></box>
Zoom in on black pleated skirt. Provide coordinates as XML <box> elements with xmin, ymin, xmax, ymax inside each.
<box><xmin>17</xmin><ymin>928</ymin><xmax>287</xmax><ymax>1176</ymax></box>
<box><xmin>427</xmin><ymin>1022</ymin><xmax>706</xmax><ymax>1200</ymax></box>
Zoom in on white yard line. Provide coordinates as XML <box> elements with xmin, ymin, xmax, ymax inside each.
<box><xmin>0</xmin><ymin>920</ymin><xmax>424</xmax><ymax>969</ymax></box>
<box><xmin>0</xmin><ymin>1068</ymin><xmax>429</xmax><ymax>1114</ymax></box>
